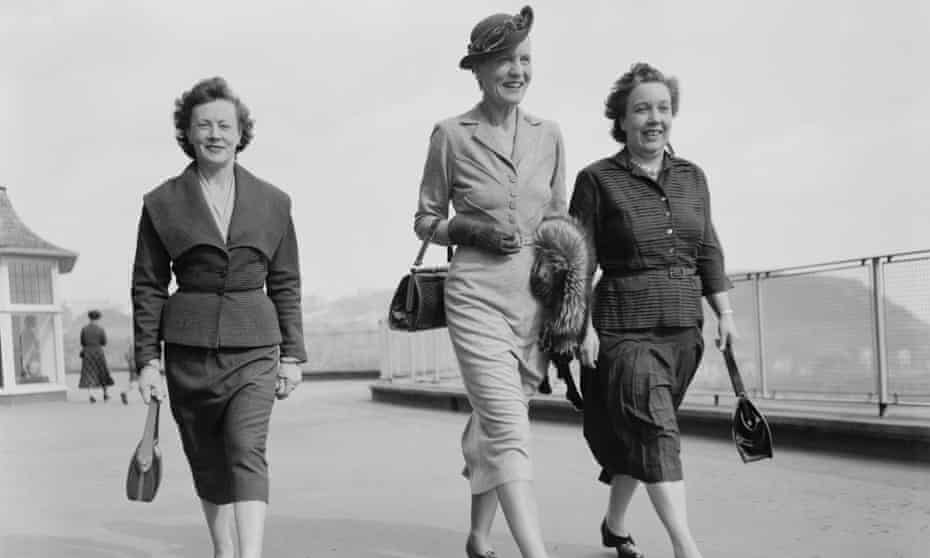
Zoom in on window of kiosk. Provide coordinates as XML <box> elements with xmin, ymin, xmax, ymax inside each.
<box><xmin>12</xmin><ymin>314</ymin><xmax>54</xmax><ymax>385</ymax></box>
<box><xmin>9</xmin><ymin>259</ymin><xmax>54</xmax><ymax>304</ymax></box>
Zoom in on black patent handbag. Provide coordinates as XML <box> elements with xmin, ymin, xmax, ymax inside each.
<box><xmin>723</xmin><ymin>347</ymin><xmax>774</xmax><ymax>463</ymax></box>
<box><xmin>126</xmin><ymin>399</ymin><xmax>163</xmax><ymax>502</ymax></box>
<box><xmin>388</xmin><ymin>222</ymin><xmax>453</xmax><ymax>332</ymax></box>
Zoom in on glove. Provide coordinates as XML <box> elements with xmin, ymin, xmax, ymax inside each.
<box><xmin>138</xmin><ymin>360</ymin><xmax>164</xmax><ymax>404</ymax></box>
<box><xmin>276</xmin><ymin>361</ymin><xmax>302</xmax><ymax>400</ymax></box>
<box><xmin>448</xmin><ymin>215</ymin><xmax>521</xmax><ymax>255</ymax></box>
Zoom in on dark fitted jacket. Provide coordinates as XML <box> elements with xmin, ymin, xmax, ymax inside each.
<box><xmin>132</xmin><ymin>163</ymin><xmax>307</xmax><ymax>369</ymax></box>
<box><xmin>569</xmin><ymin>149</ymin><xmax>730</xmax><ymax>331</ymax></box>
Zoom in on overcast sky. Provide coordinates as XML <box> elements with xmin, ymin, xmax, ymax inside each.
<box><xmin>2</xmin><ymin>0</ymin><xmax>929</xmax><ymax>306</ymax></box>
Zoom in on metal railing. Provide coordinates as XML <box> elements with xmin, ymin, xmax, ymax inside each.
<box><xmin>379</xmin><ymin>249</ymin><xmax>930</xmax><ymax>415</ymax></box>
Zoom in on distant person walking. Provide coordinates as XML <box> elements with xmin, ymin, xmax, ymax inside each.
<box><xmin>414</xmin><ymin>7</ymin><xmax>566</xmax><ymax>558</ymax></box>
<box><xmin>570</xmin><ymin>62</ymin><xmax>738</xmax><ymax>558</ymax></box>
<box><xmin>78</xmin><ymin>309</ymin><xmax>114</xmax><ymax>403</ymax></box>
<box><xmin>132</xmin><ymin>76</ymin><xmax>306</xmax><ymax>558</ymax></box>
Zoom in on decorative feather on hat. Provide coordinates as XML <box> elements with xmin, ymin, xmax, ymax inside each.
<box><xmin>530</xmin><ymin>215</ymin><xmax>592</xmax><ymax>355</ymax></box>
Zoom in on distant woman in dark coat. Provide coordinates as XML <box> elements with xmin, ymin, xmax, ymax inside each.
<box><xmin>79</xmin><ymin>310</ymin><xmax>114</xmax><ymax>403</ymax></box>
<box><xmin>570</xmin><ymin>63</ymin><xmax>738</xmax><ymax>558</ymax></box>
<box><xmin>132</xmin><ymin>76</ymin><xmax>307</xmax><ymax>558</ymax></box>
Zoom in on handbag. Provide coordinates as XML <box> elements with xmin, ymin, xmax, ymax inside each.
<box><xmin>388</xmin><ymin>222</ymin><xmax>453</xmax><ymax>331</ymax></box>
<box><xmin>126</xmin><ymin>398</ymin><xmax>163</xmax><ymax>502</ymax></box>
<box><xmin>723</xmin><ymin>347</ymin><xmax>774</xmax><ymax>463</ymax></box>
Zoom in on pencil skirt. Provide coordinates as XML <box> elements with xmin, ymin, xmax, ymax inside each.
<box><xmin>164</xmin><ymin>343</ymin><xmax>278</xmax><ymax>504</ymax></box>
<box><xmin>445</xmin><ymin>246</ymin><xmax>546</xmax><ymax>494</ymax></box>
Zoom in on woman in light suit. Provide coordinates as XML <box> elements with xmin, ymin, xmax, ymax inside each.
<box><xmin>414</xmin><ymin>6</ymin><xmax>565</xmax><ymax>558</ymax></box>
<box><xmin>133</xmin><ymin>77</ymin><xmax>306</xmax><ymax>558</ymax></box>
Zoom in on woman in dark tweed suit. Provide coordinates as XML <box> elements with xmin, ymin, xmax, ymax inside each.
<box><xmin>78</xmin><ymin>310</ymin><xmax>114</xmax><ymax>402</ymax></box>
<box><xmin>570</xmin><ymin>63</ymin><xmax>738</xmax><ymax>558</ymax></box>
<box><xmin>132</xmin><ymin>77</ymin><xmax>306</xmax><ymax>558</ymax></box>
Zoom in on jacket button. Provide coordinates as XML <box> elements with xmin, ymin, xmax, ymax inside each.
<box><xmin>509</xmin><ymin>175</ymin><xmax>517</xmax><ymax>183</ymax></box>
<box><xmin>666</xmin><ymin>228</ymin><xmax>673</xmax><ymax>235</ymax></box>
<box><xmin>509</xmin><ymin>201</ymin><xmax>517</xmax><ymax>209</ymax></box>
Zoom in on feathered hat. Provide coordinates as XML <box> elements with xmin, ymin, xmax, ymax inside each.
<box><xmin>530</xmin><ymin>215</ymin><xmax>592</xmax><ymax>354</ymax></box>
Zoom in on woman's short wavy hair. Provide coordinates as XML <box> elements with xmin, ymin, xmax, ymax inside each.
<box><xmin>604</xmin><ymin>62</ymin><xmax>680</xmax><ymax>144</ymax></box>
<box><xmin>173</xmin><ymin>77</ymin><xmax>255</xmax><ymax>159</ymax></box>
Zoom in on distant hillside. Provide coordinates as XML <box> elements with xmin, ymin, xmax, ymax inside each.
<box><xmin>302</xmin><ymin>288</ymin><xmax>393</xmax><ymax>332</ymax></box>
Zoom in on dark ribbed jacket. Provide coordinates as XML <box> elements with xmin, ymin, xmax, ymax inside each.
<box><xmin>569</xmin><ymin>149</ymin><xmax>729</xmax><ymax>331</ymax></box>
<box><xmin>132</xmin><ymin>163</ymin><xmax>306</xmax><ymax>369</ymax></box>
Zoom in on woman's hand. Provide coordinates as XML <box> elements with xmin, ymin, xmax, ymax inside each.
<box><xmin>577</xmin><ymin>323</ymin><xmax>600</xmax><ymax>368</ymax></box>
<box><xmin>276</xmin><ymin>361</ymin><xmax>302</xmax><ymax>400</ymax></box>
<box><xmin>716</xmin><ymin>313</ymin><xmax>739</xmax><ymax>350</ymax></box>
<box><xmin>138</xmin><ymin>360</ymin><xmax>164</xmax><ymax>403</ymax></box>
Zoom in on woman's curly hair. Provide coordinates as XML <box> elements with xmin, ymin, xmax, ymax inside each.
<box><xmin>604</xmin><ymin>62</ymin><xmax>680</xmax><ymax>144</ymax></box>
<box><xmin>173</xmin><ymin>76</ymin><xmax>255</xmax><ymax>159</ymax></box>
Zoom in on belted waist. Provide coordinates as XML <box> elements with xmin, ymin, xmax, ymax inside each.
<box><xmin>602</xmin><ymin>266</ymin><xmax>697</xmax><ymax>279</ymax></box>
<box><xmin>175</xmin><ymin>271</ymin><xmax>265</xmax><ymax>295</ymax></box>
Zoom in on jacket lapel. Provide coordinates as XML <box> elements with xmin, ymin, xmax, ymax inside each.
<box><xmin>512</xmin><ymin>109</ymin><xmax>543</xmax><ymax>170</ymax></box>
<box><xmin>177</xmin><ymin>164</ymin><xmax>228</xmax><ymax>247</ymax></box>
<box><xmin>466</xmin><ymin>106</ymin><xmax>515</xmax><ymax>171</ymax></box>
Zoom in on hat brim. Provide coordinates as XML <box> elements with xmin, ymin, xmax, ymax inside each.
<box><xmin>458</xmin><ymin>27</ymin><xmax>531</xmax><ymax>70</ymax></box>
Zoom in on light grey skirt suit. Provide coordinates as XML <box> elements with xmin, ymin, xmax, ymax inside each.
<box><xmin>415</xmin><ymin>105</ymin><xmax>567</xmax><ymax>493</ymax></box>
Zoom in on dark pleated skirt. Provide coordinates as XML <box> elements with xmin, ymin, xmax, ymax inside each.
<box><xmin>79</xmin><ymin>347</ymin><xmax>114</xmax><ymax>388</ymax></box>
<box><xmin>581</xmin><ymin>327</ymin><xmax>703</xmax><ymax>483</ymax></box>
<box><xmin>164</xmin><ymin>343</ymin><xmax>278</xmax><ymax>505</ymax></box>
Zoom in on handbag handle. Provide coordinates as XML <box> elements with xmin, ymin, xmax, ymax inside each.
<box><xmin>136</xmin><ymin>399</ymin><xmax>160</xmax><ymax>470</ymax></box>
<box><xmin>722</xmin><ymin>346</ymin><xmax>746</xmax><ymax>398</ymax></box>
<box><xmin>412</xmin><ymin>219</ymin><xmax>453</xmax><ymax>269</ymax></box>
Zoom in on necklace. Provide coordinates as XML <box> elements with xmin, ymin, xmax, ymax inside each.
<box><xmin>631</xmin><ymin>158</ymin><xmax>661</xmax><ymax>177</ymax></box>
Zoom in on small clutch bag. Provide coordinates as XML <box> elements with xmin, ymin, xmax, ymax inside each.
<box><xmin>126</xmin><ymin>399</ymin><xmax>163</xmax><ymax>502</ymax></box>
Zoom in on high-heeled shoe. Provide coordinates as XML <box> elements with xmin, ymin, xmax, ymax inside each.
<box><xmin>89</xmin><ymin>395</ymin><xmax>97</xmax><ymax>404</ymax></box>
<box><xmin>465</xmin><ymin>542</ymin><xmax>498</xmax><ymax>558</ymax></box>
<box><xmin>601</xmin><ymin>519</ymin><xmax>645</xmax><ymax>558</ymax></box>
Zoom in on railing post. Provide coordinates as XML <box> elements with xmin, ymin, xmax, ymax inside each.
<box><xmin>432</xmin><ymin>329</ymin><xmax>441</xmax><ymax>383</ymax></box>
<box><xmin>870</xmin><ymin>257</ymin><xmax>889</xmax><ymax>416</ymax></box>
<box><xmin>753</xmin><ymin>273</ymin><xmax>769</xmax><ymax>398</ymax></box>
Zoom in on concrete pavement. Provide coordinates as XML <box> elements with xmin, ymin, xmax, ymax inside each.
<box><xmin>371</xmin><ymin>377</ymin><xmax>930</xmax><ymax>463</ymax></box>
<box><xmin>1</xmin><ymin>379</ymin><xmax>928</xmax><ymax>557</ymax></box>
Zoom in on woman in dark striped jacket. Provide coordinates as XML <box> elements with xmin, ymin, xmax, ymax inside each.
<box><xmin>569</xmin><ymin>63</ymin><xmax>738</xmax><ymax>558</ymax></box>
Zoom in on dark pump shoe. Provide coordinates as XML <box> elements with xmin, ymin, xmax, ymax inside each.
<box><xmin>465</xmin><ymin>542</ymin><xmax>498</xmax><ymax>558</ymax></box>
<box><xmin>601</xmin><ymin>519</ymin><xmax>645</xmax><ymax>558</ymax></box>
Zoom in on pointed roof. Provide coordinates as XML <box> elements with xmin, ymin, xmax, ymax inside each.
<box><xmin>0</xmin><ymin>186</ymin><xmax>77</xmax><ymax>273</ymax></box>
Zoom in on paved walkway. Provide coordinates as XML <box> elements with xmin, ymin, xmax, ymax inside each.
<box><xmin>1</xmin><ymin>379</ymin><xmax>928</xmax><ymax>557</ymax></box>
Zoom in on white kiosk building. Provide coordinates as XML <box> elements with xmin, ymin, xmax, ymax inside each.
<box><xmin>0</xmin><ymin>186</ymin><xmax>77</xmax><ymax>403</ymax></box>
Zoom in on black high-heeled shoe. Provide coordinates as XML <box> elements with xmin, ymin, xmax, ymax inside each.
<box><xmin>465</xmin><ymin>542</ymin><xmax>498</xmax><ymax>558</ymax></box>
<box><xmin>601</xmin><ymin>519</ymin><xmax>645</xmax><ymax>558</ymax></box>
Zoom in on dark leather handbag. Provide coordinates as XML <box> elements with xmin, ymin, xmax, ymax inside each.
<box><xmin>126</xmin><ymin>399</ymin><xmax>162</xmax><ymax>502</ymax></box>
<box><xmin>723</xmin><ymin>347</ymin><xmax>774</xmax><ymax>463</ymax></box>
<box><xmin>388</xmin><ymin>222</ymin><xmax>453</xmax><ymax>332</ymax></box>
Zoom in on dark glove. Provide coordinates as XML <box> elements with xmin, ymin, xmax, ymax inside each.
<box><xmin>448</xmin><ymin>215</ymin><xmax>521</xmax><ymax>255</ymax></box>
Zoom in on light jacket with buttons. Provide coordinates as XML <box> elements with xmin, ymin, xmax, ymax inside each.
<box><xmin>132</xmin><ymin>163</ymin><xmax>306</xmax><ymax>369</ymax></box>
<box><xmin>414</xmin><ymin>105</ymin><xmax>567</xmax><ymax>244</ymax></box>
